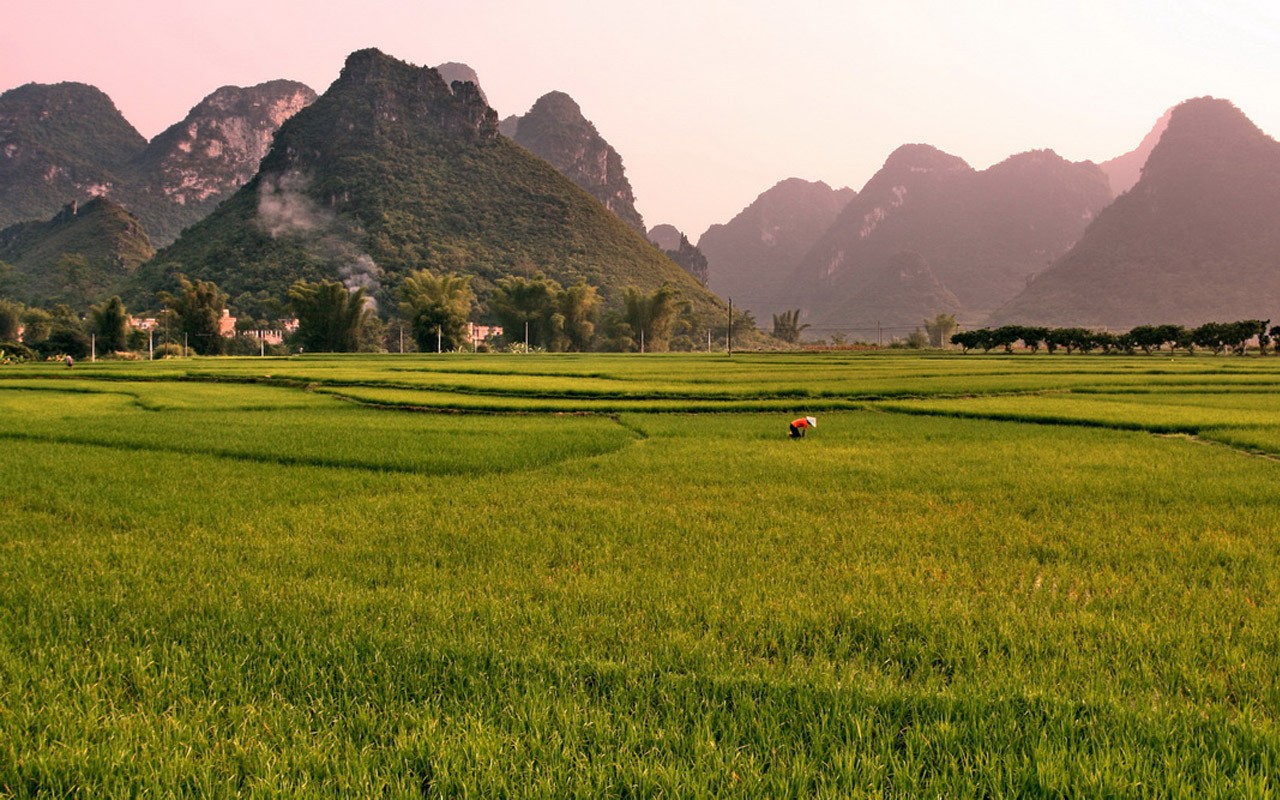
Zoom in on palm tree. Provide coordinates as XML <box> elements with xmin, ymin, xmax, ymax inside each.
<box><xmin>623</xmin><ymin>284</ymin><xmax>677</xmax><ymax>351</ymax></box>
<box><xmin>771</xmin><ymin>308</ymin><xmax>809</xmax><ymax>343</ymax></box>
<box><xmin>289</xmin><ymin>280</ymin><xmax>370</xmax><ymax>352</ymax></box>
<box><xmin>399</xmin><ymin>269</ymin><xmax>474</xmax><ymax>351</ymax></box>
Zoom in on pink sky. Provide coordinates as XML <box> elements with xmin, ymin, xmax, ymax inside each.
<box><xmin>4</xmin><ymin>0</ymin><xmax>1279</xmax><ymax>237</ymax></box>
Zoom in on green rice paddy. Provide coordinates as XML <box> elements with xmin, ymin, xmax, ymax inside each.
<box><xmin>2</xmin><ymin>352</ymin><xmax>1278</xmax><ymax>796</ymax></box>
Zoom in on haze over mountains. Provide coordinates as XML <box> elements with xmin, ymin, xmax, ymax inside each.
<box><xmin>776</xmin><ymin>145</ymin><xmax>1113</xmax><ymax>330</ymax></box>
<box><xmin>991</xmin><ymin>97</ymin><xmax>1280</xmax><ymax>328</ymax></box>
<box><xmin>1</xmin><ymin>48</ymin><xmax>1278</xmax><ymax>337</ymax></box>
<box><xmin>698</xmin><ymin>178</ymin><xmax>855</xmax><ymax>320</ymax></box>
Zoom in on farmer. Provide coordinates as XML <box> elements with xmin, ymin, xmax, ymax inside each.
<box><xmin>64</xmin><ymin>355</ymin><xmax>74</xmax><ymax>368</ymax></box>
<box><xmin>788</xmin><ymin>415</ymin><xmax>817</xmax><ymax>438</ymax></box>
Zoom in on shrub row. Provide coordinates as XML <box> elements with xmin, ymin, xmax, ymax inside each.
<box><xmin>951</xmin><ymin>320</ymin><xmax>1277</xmax><ymax>355</ymax></box>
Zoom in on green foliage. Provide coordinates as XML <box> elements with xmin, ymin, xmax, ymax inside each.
<box><xmin>488</xmin><ymin>274</ymin><xmax>601</xmax><ymax>352</ymax></box>
<box><xmin>489</xmin><ymin>273</ymin><xmax>560</xmax><ymax>350</ymax></box>
<box><xmin>0</xmin><ymin>198</ymin><xmax>155</xmax><ymax>307</ymax></box>
<box><xmin>924</xmin><ymin>313</ymin><xmax>958</xmax><ymax>348</ymax></box>
<box><xmin>288</xmin><ymin>280</ymin><xmax>370</xmax><ymax>353</ymax></box>
<box><xmin>399</xmin><ymin>269</ymin><xmax>475</xmax><ymax>352</ymax></box>
<box><xmin>0</xmin><ymin>341</ymin><xmax>36</xmax><ymax>363</ymax></box>
<box><xmin>771</xmin><ymin>308</ymin><xmax>810</xmax><ymax>344</ymax></box>
<box><xmin>89</xmin><ymin>295</ymin><xmax>130</xmax><ymax>353</ymax></box>
<box><xmin>159</xmin><ymin>274</ymin><xmax>228</xmax><ymax>356</ymax></box>
<box><xmin>620</xmin><ymin>284</ymin><xmax>678</xmax><ymax>352</ymax></box>
<box><xmin>904</xmin><ymin>328</ymin><xmax>929</xmax><ymax>349</ymax></box>
<box><xmin>35</xmin><ymin>320</ymin><xmax>90</xmax><ymax>360</ymax></box>
<box><xmin>0</xmin><ymin>298</ymin><xmax>22</xmax><ymax>341</ymax></box>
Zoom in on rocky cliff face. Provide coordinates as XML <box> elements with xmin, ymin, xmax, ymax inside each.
<box><xmin>788</xmin><ymin>144</ymin><xmax>1111</xmax><ymax>331</ymax></box>
<box><xmin>504</xmin><ymin>91</ymin><xmax>647</xmax><ymax>235</ymax></box>
<box><xmin>991</xmin><ymin>97</ymin><xmax>1280</xmax><ymax>328</ymax></box>
<box><xmin>138</xmin><ymin>80</ymin><xmax>315</xmax><ymax>208</ymax></box>
<box><xmin>128</xmin><ymin>80</ymin><xmax>316</xmax><ymax>243</ymax></box>
<box><xmin>0</xmin><ymin>79</ymin><xmax>315</xmax><ymax>247</ymax></box>
<box><xmin>0</xmin><ymin>82</ymin><xmax>146</xmax><ymax>231</ymax></box>
<box><xmin>698</xmin><ymin>178</ymin><xmax>855</xmax><ymax>319</ymax></box>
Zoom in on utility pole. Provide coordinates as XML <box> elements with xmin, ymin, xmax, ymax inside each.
<box><xmin>727</xmin><ymin>298</ymin><xmax>733</xmax><ymax>356</ymax></box>
<box><xmin>524</xmin><ymin>321</ymin><xmax>529</xmax><ymax>351</ymax></box>
<box><xmin>90</xmin><ymin>334</ymin><xmax>95</xmax><ymax>363</ymax></box>
<box><xmin>640</xmin><ymin>329</ymin><xmax>645</xmax><ymax>354</ymax></box>
<box><xmin>148</xmin><ymin>329</ymin><xmax>153</xmax><ymax>361</ymax></box>
<box><xmin>707</xmin><ymin>329</ymin><xmax>711</xmax><ymax>353</ymax></box>
<box><xmin>437</xmin><ymin>325</ymin><xmax>442</xmax><ymax>353</ymax></box>
<box><xmin>877</xmin><ymin>320</ymin><xmax>882</xmax><ymax>348</ymax></box>
<box><xmin>399</xmin><ymin>324</ymin><xmax>404</xmax><ymax>354</ymax></box>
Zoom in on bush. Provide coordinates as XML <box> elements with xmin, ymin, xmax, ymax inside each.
<box><xmin>0</xmin><ymin>341</ymin><xmax>36</xmax><ymax>364</ymax></box>
<box><xmin>154</xmin><ymin>343</ymin><xmax>190</xmax><ymax>359</ymax></box>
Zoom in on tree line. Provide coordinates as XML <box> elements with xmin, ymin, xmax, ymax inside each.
<box><xmin>950</xmin><ymin>321</ymin><xmax>1278</xmax><ymax>355</ymax></box>
<box><xmin>1</xmin><ymin>268</ymin><xmax>750</xmax><ymax>361</ymax></box>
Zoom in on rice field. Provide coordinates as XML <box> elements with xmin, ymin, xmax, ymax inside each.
<box><xmin>2</xmin><ymin>351</ymin><xmax>1279</xmax><ymax>797</ymax></box>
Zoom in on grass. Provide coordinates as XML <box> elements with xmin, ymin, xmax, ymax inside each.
<box><xmin>2</xmin><ymin>351</ymin><xmax>1280</xmax><ymax>796</ymax></box>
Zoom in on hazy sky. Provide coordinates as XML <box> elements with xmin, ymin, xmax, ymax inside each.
<box><xmin>4</xmin><ymin>0</ymin><xmax>1279</xmax><ymax>237</ymax></box>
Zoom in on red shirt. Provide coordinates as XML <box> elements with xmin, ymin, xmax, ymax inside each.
<box><xmin>791</xmin><ymin>418</ymin><xmax>810</xmax><ymax>429</ymax></box>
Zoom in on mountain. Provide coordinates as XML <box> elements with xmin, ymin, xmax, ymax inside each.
<box><xmin>990</xmin><ymin>97</ymin><xmax>1280</xmax><ymax>328</ymax></box>
<box><xmin>434</xmin><ymin>63</ymin><xmax>487</xmax><ymax>104</ymax></box>
<box><xmin>502</xmin><ymin>91</ymin><xmax>647</xmax><ymax>235</ymax></box>
<box><xmin>130</xmin><ymin>49</ymin><xmax>722</xmax><ymax>319</ymax></box>
<box><xmin>646</xmin><ymin>225</ymin><xmax>707</xmax><ymax>285</ymax></box>
<box><xmin>786</xmin><ymin>144</ymin><xmax>1112</xmax><ymax>332</ymax></box>
<box><xmin>647</xmin><ymin>224</ymin><xmax>683</xmax><ymax>251</ymax></box>
<box><xmin>127</xmin><ymin>80</ymin><xmax>317</xmax><ymax>245</ymax></box>
<box><xmin>837</xmin><ymin>250</ymin><xmax>961</xmax><ymax>332</ymax></box>
<box><xmin>698</xmin><ymin>178</ymin><xmax>855</xmax><ymax>319</ymax></box>
<box><xmin>1099</xmin><ymin>108</ymin><xmax>1172</xmax><ymax>196</ymax></box>
<box><xmin>0</xmin><ymin>79</ymin><xmax>314</xmax><ymax>247</ymax></box>
<box><xmin>0</xmin><ymin>82</ymin><xmax>146</xmax><ymax>231</ymax></box>
<box><xmin>0</xmin><ymin>197</ymin><xmax>154</xmax><ymax>306</ymax></box>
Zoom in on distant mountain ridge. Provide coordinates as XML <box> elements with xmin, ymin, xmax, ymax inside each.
<box><xmin>991</xmin><ymin>97</ymin><xmax>1280</xmax><ymax>328</ymax></box>
<box><xmin>698</xmin><ymin>178</ymin><xmax>855</xmax><ymax>319</ymax></box>
<box><xmin>785</xmin><ymin>144</ymin><xmax>1111</xmax><ymax>331</ymax></box>
<box><xmin>131</xmin><ymin>49</ymin><xmax>722</xmax><ymax>318</ymax></box>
